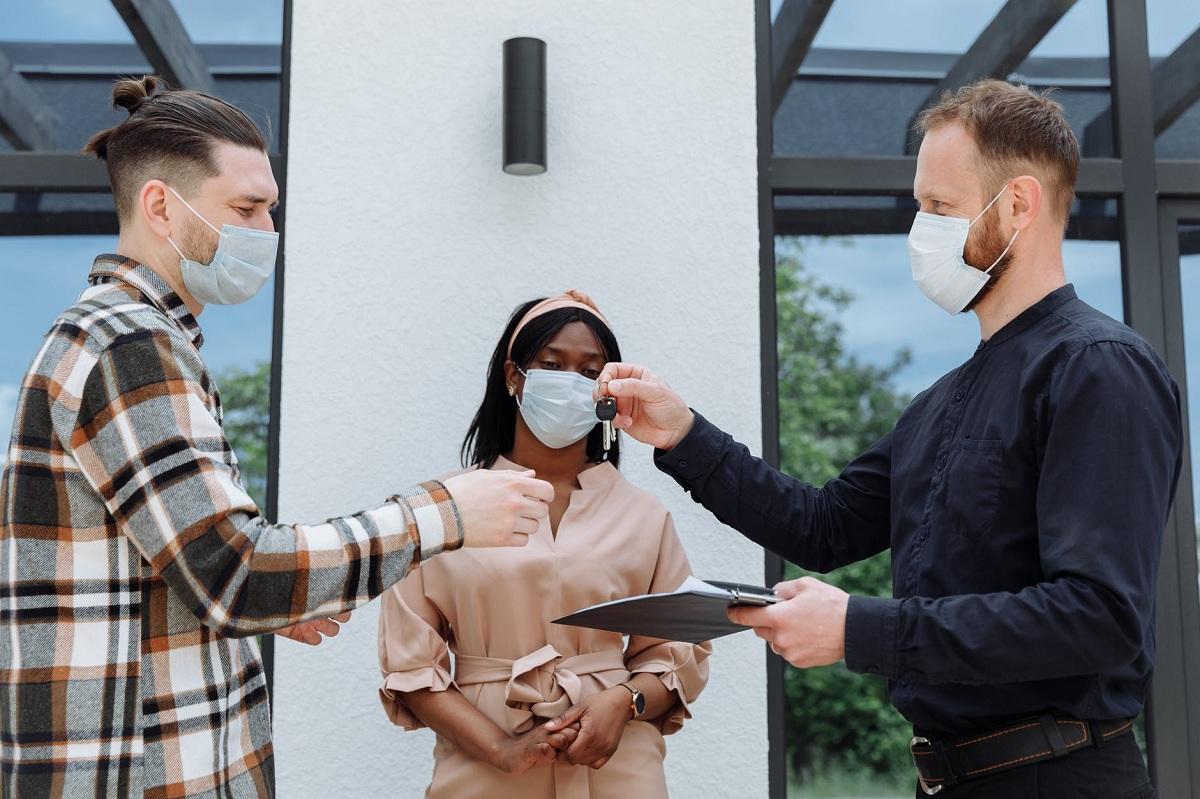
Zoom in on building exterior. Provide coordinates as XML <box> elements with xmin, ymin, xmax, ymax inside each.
<box><xmin>1</xmin><ymin>1</ymin><xmax>1198</xmax><ymax>796</ymax></box>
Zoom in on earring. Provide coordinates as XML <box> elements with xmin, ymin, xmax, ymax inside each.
<box><xmin>507</xmin><ymin>385</ymin><xmax>515</xmax><ymax>396</ymax></box>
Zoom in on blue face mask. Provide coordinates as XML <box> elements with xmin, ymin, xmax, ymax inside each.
<box><xmin>166</xmin><ymin>186</ymin><xmax>279</xmax><ymax>306</ymax></box>
<box><xmin>514</xmin><ymin>367</ymin><xmax>600</xmax><ymax>449</ymax></box>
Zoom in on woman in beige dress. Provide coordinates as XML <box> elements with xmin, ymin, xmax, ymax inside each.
<box><xmin>378</xmin><ymin>291</ymin><xmax>711</xmax><ymax>798</ymax></box>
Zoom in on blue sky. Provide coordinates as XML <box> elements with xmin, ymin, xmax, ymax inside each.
<box><xmin>773</xmin><ymin>0</ymin><xmax>1197</xmax><ymax>58</ymax></box>
<box><xmin>0</xmin><ymin>0</ymin><xmax>282</xmax><ymax>43</ymax></box>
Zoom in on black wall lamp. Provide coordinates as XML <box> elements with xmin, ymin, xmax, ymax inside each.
<box><xmin>503</xmin><ymin>37</ymin><xmax>546</xmax><ymax>176</ymax></box>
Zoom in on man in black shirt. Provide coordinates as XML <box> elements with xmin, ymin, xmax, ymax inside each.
<box><xmin>595</xmin><ymin>81</ymin><xmax>1180</xmax><ymax>797</ymax></box>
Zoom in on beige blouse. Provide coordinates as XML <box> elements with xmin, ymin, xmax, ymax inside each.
<box><xmin>378</xmin><ymin>456</ymin><xmax>711</xmax><ymax>799</ymax></box>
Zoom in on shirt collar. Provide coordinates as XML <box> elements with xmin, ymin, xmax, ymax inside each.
<box><xmin>492</xmin><ymin>454</ymin><xmax>621</xmax><ymax>492</ymax></box>
<box><xmin>88</xmin><ymin>254</ymin><xmax>204</xmax><ymax>349</ymax></box>
<box><xmin>978</xmin><ymin>283</ymin><xmax>1077</xmax><ymax>352</ymax></box>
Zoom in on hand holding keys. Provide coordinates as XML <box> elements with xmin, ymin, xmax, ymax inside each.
<box><xmin>596</xmin><ymin>396</ymin><xmax>617</xmax><ymax>451</ymax></box>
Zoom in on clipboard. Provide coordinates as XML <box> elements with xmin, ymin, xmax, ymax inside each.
<box><xmin>552</xmin><ymin>576</ymin><xmax>780</xmax><ymax>644</ymax></box>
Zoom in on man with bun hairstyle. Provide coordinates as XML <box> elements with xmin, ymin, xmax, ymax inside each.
<box><xmin>0</xmin><ymin>76</ymin><xmax>557</xmax><ymax>797</ymax></box>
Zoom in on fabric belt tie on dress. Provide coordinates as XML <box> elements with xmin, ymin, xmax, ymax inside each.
<box><xmin>455</xmin><ymin>644</ymin><xmax>631</xmax><ymax>799</ymax></box>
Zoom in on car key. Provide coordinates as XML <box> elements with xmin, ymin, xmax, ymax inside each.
<box><xmin>596</xmin><ymin>397</ymin><xmax>617</xmax><ymax>451</ymax></box>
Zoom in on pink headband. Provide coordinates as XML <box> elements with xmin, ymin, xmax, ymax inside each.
<box><xmin>507</xmin><ymin>290</ymin><xmax>610</xmax><ymax>359</ymax></box>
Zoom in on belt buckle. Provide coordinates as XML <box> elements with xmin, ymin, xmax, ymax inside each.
<box><xmin>910</xmin><ymin>736</ymin><xmax>944</xmax><ymax>795</ymax></box>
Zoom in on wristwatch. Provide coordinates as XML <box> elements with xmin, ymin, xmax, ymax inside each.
<box><xmin>619</xmin><ymin>682</ymin><xmax>646</xmax><ymax>720</ymax></box>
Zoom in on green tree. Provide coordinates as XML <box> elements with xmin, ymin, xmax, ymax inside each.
<box><xmin>775</xmin><ymin>239</ymin><xmax>914</xmax><ymax>784</ymax></box>
<box><xmin>217</xmin><ymin>361</ymin><xmax>271</xmax><ymax>512</ymax></box>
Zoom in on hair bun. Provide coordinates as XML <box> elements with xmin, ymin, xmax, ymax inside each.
<box><xmin>111</xmin><ymin>75</ymin><xmax>161</xmax><ymax>115</ymax></box>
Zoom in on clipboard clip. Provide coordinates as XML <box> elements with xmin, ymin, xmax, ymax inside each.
<box><xmin>728</xmin><ymin>584</ymin><xmax>778</xmax><ymax>606</ymax></box>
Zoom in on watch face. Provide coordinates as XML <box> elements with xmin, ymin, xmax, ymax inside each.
<box><xmin>633</xmin><ymin>691</ymin><xmax>647</xmax><ymax>717</ymax></box>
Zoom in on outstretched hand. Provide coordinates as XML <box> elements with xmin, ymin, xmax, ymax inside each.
<box><xmin>593</xmin><ymin>363</ymin><xmax>694</xmax><ymax>452</ymax></box>
<box><xmin>444</xmin><ymin>468</ymin><xmax>554</xmax><ymax>548</ymax></box>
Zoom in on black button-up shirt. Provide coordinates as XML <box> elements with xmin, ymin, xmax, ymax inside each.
<box><xmin>656</xmin><ymin>285</ymin><xmax>1183</xmax><ymax>735</ymax></box>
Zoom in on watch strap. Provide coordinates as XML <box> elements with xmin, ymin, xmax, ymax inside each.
<box><xmin>619</xmin><ymin>682</ymin><xmax>644</xmax><ymax>719</ymax></box>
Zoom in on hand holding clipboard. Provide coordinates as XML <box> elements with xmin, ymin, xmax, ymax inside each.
<box><xmin>553</xmin><ymin>576</ymin><xmax>781</xmax><ymax>644</ymax></box>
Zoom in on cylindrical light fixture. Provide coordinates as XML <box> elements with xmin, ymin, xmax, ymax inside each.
<box><xmin>503</xmin><ymin>37</ymin><xmax>546</xmax><ymax>176</ymax></box>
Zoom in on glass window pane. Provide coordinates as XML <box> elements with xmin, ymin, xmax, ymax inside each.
<box><xmin>775</xmin><ymin>196</ymin><xmax>1122</xmax><ymax>797</ymax></box>
<box><xmin>0</xmin><ymin>0</ymin><xmax>134</xmax><ymax>43</ymax></box>
<box><xmin>1146</xmin><ymin>1</ymin><xmax>1200</xmax><ymax>159</ymax></box>
<box><xmin>0</xmin><ymin>64</ymin><xmax>284</xmax><ymax>156</ymax></box>
<box><xmin>1030</xmin><ymin>0</ymin><xmax>1111</xmax><ymax>58</ymax></box>
<box><xmin>0</xmin><ymin>0</ymin><xmax>283</xmax><ymax>45</ymax></box>
<box><xmin>1175</xmin><ymin>220</ymin><xmax>1200</xmax><ymax>627</ymax></box>
<box><xmin>0</xmin><ymin>236</ymin><xmax>276</xmax><ymax>508</ymax></box>
<box><xmin>0</xmin><ymin>3</ymin><xmax>285</xmax><ymax>155</ymax></box>
<box><xmin>174</xmin><ymin>0</ymin><xmax>283</xmax><ymax>44</ymax></box>
<box><xmin>803</xmin><ymin>1</ymin><xmax>1005</xmax><ymax>53</ymax></box>
<box><xmin>0</xmin><ymin>237</ymin><xmax>105</xmax><ymax>454</ymax></box>
<box><xmin>774</xmin><ymin>0</ymin><xmax>1113</xmax><ymax>158</ymax></box>
<box><xmin>1147</xmin><ymin>0</ymin><xmax>1200</xmax><ymax>57</ymax></box>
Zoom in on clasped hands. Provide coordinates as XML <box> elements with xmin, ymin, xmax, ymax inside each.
<box><xmin>493</xmin><ymin>686</ymin><xmax>635</xmax><ymax>774</ymax></box>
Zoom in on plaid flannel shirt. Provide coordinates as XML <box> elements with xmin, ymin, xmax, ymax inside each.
<box><xmin>0</xmin><ymin>255</ymin><xmax>463</xmax><ymax>798</ymax></box>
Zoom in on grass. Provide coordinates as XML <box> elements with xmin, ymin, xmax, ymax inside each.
<box><xmin>789</xmin><ymin>768</ymin><xmax>911</xmax><ymax>799</ymax></box>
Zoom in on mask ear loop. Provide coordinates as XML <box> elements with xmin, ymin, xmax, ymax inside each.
<box><xmin>168</xmin><ymin>186</ymin><xmax>222</xmax><ymax>234</ymax></box>
<box><xmin>968</xmin><ymin>182</ymin><xmax>1021</xmax><ymax>274</ymax></box>
<box><xmin>512</xmin><ymin>365</ymin><xmax>530</xmax><ymax>408</ymax></box>
<box><xmin>984</xmin><ymin>229</ymin><xmax>1021</xmax><ymax>274</ymax></box>
<box><xmin>165</xmin><ymin>186</ymin><xmax>222</xmax><ymax>262</ymax></box>
<box><xmin>969</xmin><ymin>183</ymin><xmax>1011</xmax><ymax>227</ymax></box>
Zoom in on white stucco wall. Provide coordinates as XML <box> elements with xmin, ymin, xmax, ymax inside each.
<box><xmin>274</xmin><ymin>1</ymin><xmax>765</xmax><ymax>796</ymax></box>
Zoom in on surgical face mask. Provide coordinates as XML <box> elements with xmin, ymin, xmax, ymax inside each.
<box><xmin>514</xmin><ymin>367</ymin><xmax>599</xmax><ymax>449</ymax></box>
<box><xmin>907</xmin><ymin>184</ymin><xmax>1021</xmax><ymax>314</ymax></box>
<box><xmin>166</xmin><ymin>187</ymin><xmax>279</xmax><ymax>306</ymax></box>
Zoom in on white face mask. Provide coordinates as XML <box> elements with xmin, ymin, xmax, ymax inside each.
<box><xmin>907</xmin><ymin>184</ymin><xmax>1020</xmax><ymax>314</ymax></box>
<box><xmin>166</xmin><ymin>187</ymin><xmax>279</xmax><ymax>306</ymax></box>
<box><xmin>514</xmin><ymin>368</ymin><xmax>600</xmax><ymax>449</ymax></box>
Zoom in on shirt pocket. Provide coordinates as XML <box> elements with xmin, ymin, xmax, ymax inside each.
<box><xmin>944</xmin><ymin>437</ymin><xmax>1003</xmax><ymax>543</ymax></box>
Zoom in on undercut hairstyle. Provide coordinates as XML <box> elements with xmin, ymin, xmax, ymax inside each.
<box><xmin>917</xmin><ymin>79</ymin><xmax>1081</xmax><ymax>224</ymax></box>
<box><xmin>83</xmin><ymin>75</ymin><xmax>267</xmax><ymax>221</ymax></box>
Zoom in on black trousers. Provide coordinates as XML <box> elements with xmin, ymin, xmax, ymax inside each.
<box><xmin>914</xmin><ymin>728</ymin><xmax>1155</xmax><ymax>799</ymax></box>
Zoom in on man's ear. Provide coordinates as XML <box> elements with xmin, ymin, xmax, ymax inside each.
<box><xmin>139</xmin><ymin>179</ymin><xmax>174</xmax><ymax>239</ymax></box>
<box><xmin>1008</xmin><ymin>174</ymin><xmax>1043</xmax><ymax>232</ymax></box>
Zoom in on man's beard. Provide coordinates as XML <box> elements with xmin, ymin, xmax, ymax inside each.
<box><xmin>962</xmin><ymin>212</ymin><xmax>1015</xmax><ymax>313</ymax></box>
<box><xmin>178</xmin><ymin>216</ymin><xmax>218</xmax><ymax>266</ymax></box>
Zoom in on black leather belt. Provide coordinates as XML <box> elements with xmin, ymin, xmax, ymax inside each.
<box><xmin>910</xmin><ymin>714</ymin><xmax>1135</xmax><ymax>795</ymax></box>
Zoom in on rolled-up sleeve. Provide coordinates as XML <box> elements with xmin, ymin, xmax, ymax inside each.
<box><xmin>377</xmin><ymin>565</ymin><xmax>457</xmax><ymax>730</ymax></box>
<box><xmin>625</xmin><ymin>513</ymin><xmax>712</xmax><ymax>735</ymax></box>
